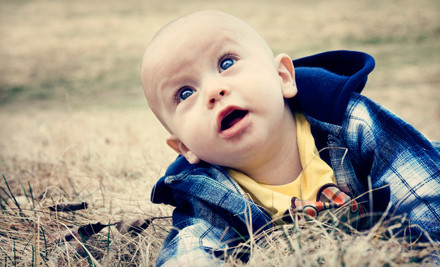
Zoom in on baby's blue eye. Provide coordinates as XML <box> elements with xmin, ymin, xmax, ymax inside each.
<box><xmin>220</xmin><ymin>58</ymin><xmax>234</xmax><ymax>71</ymax></box>
<box><xmin>179</xmin><ymin>87</ymin><xmax>194</xmax><ymax>101</ymax></box>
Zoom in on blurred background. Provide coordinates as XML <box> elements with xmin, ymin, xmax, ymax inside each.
<box><xmin>1</xmin><ymin>0</ymin><xmax>439</xmax><ymax>138</ymax></box>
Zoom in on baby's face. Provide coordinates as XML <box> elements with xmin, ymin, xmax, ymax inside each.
<box><xmin>142</xmin><ymin>11</ymin><xmax>297</xmax><ymax>168</ymax></box>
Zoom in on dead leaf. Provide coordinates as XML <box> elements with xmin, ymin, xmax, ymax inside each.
<box><xmin>115</xmin><ymin>218</ymin><xmax>151</xmax><ymax>236</ymax></box>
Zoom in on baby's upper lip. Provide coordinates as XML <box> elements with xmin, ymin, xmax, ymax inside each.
<box><xmin>217</xmin><ymin>106</ymin><xmax>248</xmax><ymax>132</ymax></box>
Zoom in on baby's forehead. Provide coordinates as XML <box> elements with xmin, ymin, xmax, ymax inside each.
<box><xmin>152</xmin><ymin>11</ymin><xmax>261</xmax><ymax>49</ymax></box>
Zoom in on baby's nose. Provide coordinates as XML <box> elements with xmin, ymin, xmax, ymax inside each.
<box><xmin>205</xmin><ymin>77</ymin><xmax>230</xmax><ymax>108</ymax></box>
<box><xmin>208</xmin><ymin>90</ymin><xmax>226</xmax><ymax>105</ymax></box>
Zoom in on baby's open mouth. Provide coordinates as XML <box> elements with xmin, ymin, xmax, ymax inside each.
<box><xmin>220</xmin><ymin>109</ymin><xmax>249</xmax><ymax>131</ymax></box>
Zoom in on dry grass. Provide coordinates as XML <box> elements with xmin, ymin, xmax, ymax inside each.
<box><xmin>0</xmin><ymin>0</ymin><xmax>439</xmax><ymax>265</ymax></box>
<box><xmin>0</xmin><ymin>110</ymin><xmax>175</xmax><ymax>265</ymax></box>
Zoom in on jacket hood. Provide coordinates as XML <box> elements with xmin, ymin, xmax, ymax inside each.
<box><xmin>291</xmin><ymin>50</ymin><xmax>375</xmax><ymax>125</ymax></box>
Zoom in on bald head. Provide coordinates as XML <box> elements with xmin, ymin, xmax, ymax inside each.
<box><xmin>143</xmin><ymin>10</ymin><xmax>272</xmax><ymax>65</ymax></box>
<box><xmin>140</xmin><ymin>10</ymin><xmax>275</xmax><ymax>132</ymax></box>
<box><xmin>148</xmin><ymin>10</ymin><xmax>270</xmax><ymax>53</ymax></box>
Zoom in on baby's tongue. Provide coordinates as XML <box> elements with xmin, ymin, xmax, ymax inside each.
<box><xmin>221</xmin><ymin>110</ymin><xmax>247</xmax><ymax>130</ymax></box>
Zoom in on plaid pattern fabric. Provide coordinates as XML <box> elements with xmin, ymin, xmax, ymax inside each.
<box><xmin>316</xmin><ymin>94</ymin><xmax>440</xmax><ymax>236</ymax></box>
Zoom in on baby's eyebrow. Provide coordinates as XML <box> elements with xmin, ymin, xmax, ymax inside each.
<box><xmin>157</xmin><ymin>77</ymin><xmax>184</xmax><ymax>106</ymax></box>
<box><xmin>159</xmin><ymin>75</ymin><xmax>184</xmax><ymax>93</ymax></box>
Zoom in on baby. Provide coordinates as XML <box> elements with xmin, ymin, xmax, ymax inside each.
<box><xmin>141</xmin><ymin>10</ymin><xmax>440</xmax><ymax>266</ymax></box>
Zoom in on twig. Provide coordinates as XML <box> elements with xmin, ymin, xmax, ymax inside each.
<box><xmin>48</xmin><ymin>202</ymin><xmax>88</xmax><ymax>212</ymax></box>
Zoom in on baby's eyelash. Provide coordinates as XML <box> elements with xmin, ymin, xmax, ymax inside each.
<box><xmin>173</xmin><ymin>87</ymin><xmax>184</xmax><ymax>104</ymax></box>
<box><xmin>217</xmin><ymin>52</ymin><xmax>238</xmax><ymax>66</ymax></box>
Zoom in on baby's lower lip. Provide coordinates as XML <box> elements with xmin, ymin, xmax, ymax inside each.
<box><xmin>219</xmin><ymin>112</ymin><xmax>250</xmax><ymax>138</ymax></box>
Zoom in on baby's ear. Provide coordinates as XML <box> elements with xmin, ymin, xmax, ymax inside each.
<box><xmin>166</xmin><ymin>135</ymin><xmax>200</xmax><ymax>164</ymax></box>
<box><xmin>275</xmin><ymin>53</ymin><xmax>298</xmax><ymax>98</ymax></box>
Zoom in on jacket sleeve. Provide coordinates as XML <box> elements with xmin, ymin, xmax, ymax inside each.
<box><xmin>342</xmin><ymin>94</ymin><xmax>440</xmax><ymax>240</ymax></box>
<box><xmin>156</xmin><ymin>201</ymin><xmax>245</xmax><ymax>266</ymax></box>
<box><xmin>156</xmin><ymin>221</ymin><xmax>224</xmax><ymax>266</ymax></box>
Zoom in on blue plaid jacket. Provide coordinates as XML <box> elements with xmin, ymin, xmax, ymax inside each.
<box><xmin>151</xmin><ymin>51</ymin><xmax>440</xmax><ymax>266</ymax></box>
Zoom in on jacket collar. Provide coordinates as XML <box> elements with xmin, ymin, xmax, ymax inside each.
<box><xmin>151</xmin><ymin>157</ymin><xmax>274</xmax><ymax>231</ymax></box>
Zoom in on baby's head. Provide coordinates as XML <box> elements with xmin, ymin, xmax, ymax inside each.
<box><xmin>141</xmin><ymin>10</ymin><xmax>298</xmax><ymax>169</ymax></box>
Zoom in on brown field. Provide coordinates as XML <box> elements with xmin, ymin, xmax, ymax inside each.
<box><xmin>0</xmin><ymin>0</ymin><xmax>439</xmax><ymax>265</ymax></box>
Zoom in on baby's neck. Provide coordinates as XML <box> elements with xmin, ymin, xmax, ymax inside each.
<box><xmin>238</xmin><ymin>109</ymin><xmax>302</xmax><ymax>185</ymax></box>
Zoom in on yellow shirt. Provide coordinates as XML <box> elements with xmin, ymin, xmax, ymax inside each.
<box><xmin>228</xmin><ymin>113</ymin><xmax>336</xmax><ymax>221</ymax></box>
